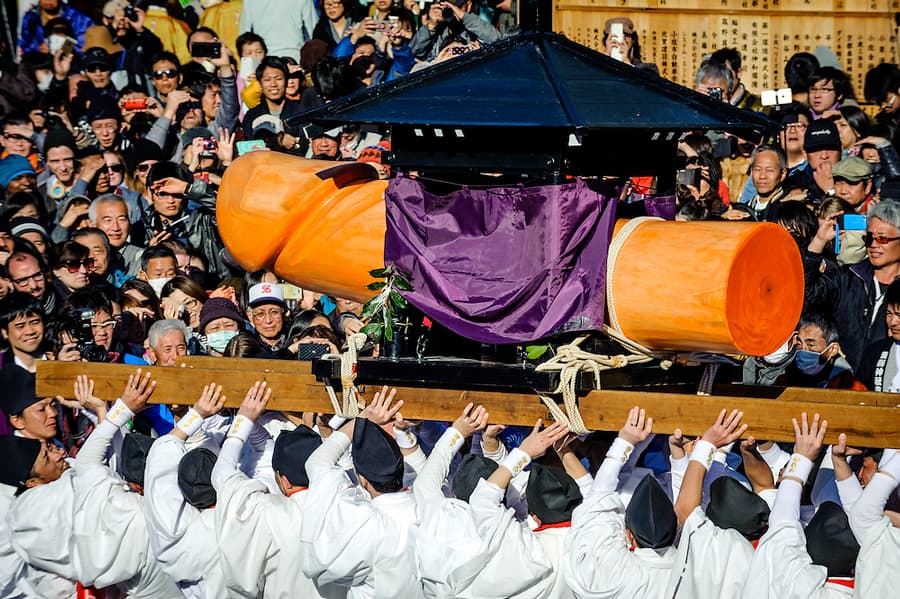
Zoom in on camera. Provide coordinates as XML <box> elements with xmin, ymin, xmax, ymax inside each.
<box><xmin>122</xmin><ymin>97</ymin><xmax>148</xmax><ymax>111</ymax></box>
<box><xmin>72</xmin><ymin>308</ymin><xmax>109</xmax><ymax>363</ymax></box>
<box><xmin>442</xmin><ymin>6</ymin><xmax>455</xmax><ymax>20</ymax></box>
<box><xmin>201</xmin><ymin>138</ymin><xmax>218</xmax><ymax>152</ymax></box>
<box><xmin>708</xmin><ymin>87</ymin><xmax>724</xmax><ymax>101</ymax></box>
<box><xmin>191</xmin><ymin>41</ymin><xmax>221</xmax><ymax>59</ymax></box>
<box><xmin>125</xmin><ymin>5</ymin><xmax>138</xmax><ymax>21</ymax></box>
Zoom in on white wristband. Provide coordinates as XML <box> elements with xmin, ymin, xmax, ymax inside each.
<box><xmin>500</xmin><ymin>447</ymin><xmax>532</xmax><ymax>477</ymax></box>
<box><xmin>605</xmin><ymin>437</ymin><xmax>635</xmax><ymax>464</ymax></box>
<box><xmin>328</xmin><ymin>415</ymin><xmax>348</xmax><ymax>430</ymax></box>
<box><xmin>105</xmin><ymin>399</ymin><xmax>134</xmax><ymax>428</ymax></box>
<box><xmin>176</xmin><ymin>408</ymin><xmax>204</xmax><ymax>437</ymax></box>
<box><xmin>445</xmin><ymin>428</ymin><xmax>466</xmax><ymax>453</ymax></box>
<box><xmin>713</xmin><ymin>450</ymin><xmax>729</xmax><ymax>465</ymax></box>
<box><xmin>690</xmin><ymin>440</ymin><xmax>718</xmax><ymax>471</ymax></box>
<box><xmin>227</xmin><ymin>415</ymin><xmax>254</xmax><ymax>443</ymax></box>
<box><xmin>393</xmin><ymin>426</ymin><xmax>418</xmax><ymax>449</ymax></box>
<box><xmin>783</xmin><ymin>453</ymin><xmax>814</xmax><ymax>483</ymax></box>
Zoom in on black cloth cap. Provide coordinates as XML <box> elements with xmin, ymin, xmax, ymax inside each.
<box><xmin>706</xmin><ymin>476</ymin><xmax>770</xmax><ymax>540</ymax></box>
<box><xmin>121</xmin><ymin>432</ymin><xmax>154</xmax><ymax>486</ymax></box>
<box><xmin>126</xmin><ymin>138</ymin><xmax>164</xmax><ymax>173</ymax></box>
<box><xmin>83</xmin><ymin>47</ymin><xmax>113</xmax><ymax>70</ymax></box>
<box><xmin>272</xmin><ymin>425</ymin><xmax>321</xmax><ymax>488</ymax></box>
<box><xmin>452</xmin><ymin>454</ymin><xmax>498</xmax><ymax>502</ymax></box>
<box><xmin>803</xmin><ymin>119</ymin><xmax>841</xmax><ymax>153</ymax></box>
<box><xmin>86</xmin><ymin>94</ymin><xmax>122</xmax><ymax>122</ymax></box>
<box><xmin>0</xmin><ymin>435</ymin><xmax>41</xmax><ymax>489</ymax></box>
<box><xmin>351</xmin><ymin>417</ymin><xmax>404</xmax><ymax>485</ymax></box>
<box><xmin>525</xmin><ymin>463</ymin><xmax>582</xmax><ymax>524</ymax></box>
<box><xmin>805</xmin><ymin>501</ymin><xmax>860</xmax><ymax>577</ymax></box>
<box><xmin>625</xmin><ymin>474</ymin><xmax>677</xmax><ymax>549</ymax></box>
<box><xmin>44</xmin><ymin>127</ymin><xmax>78</xmax><ymax>154</ymax></box>
<box><xmin>177</xmin><ymin>447</ymin><xmax>217</xmax><ymax>509</ymax></box>
<box><xmin>0</xmin><ymin>365</ymin><xmax>39</xmax><ymax>417</ymax></box>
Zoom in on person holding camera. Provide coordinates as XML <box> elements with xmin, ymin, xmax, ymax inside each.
<box><xmin>409</xmin><ymin>0</ymin><xmax>500</xmax><ymax>62</ymax></box>
<box><xmin>101</xmin><ymin>0</ymin><xmax>164</xmax><ymax>79</ymax></box>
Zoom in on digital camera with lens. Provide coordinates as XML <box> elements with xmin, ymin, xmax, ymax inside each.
<box><xmin>73</xmin><ymin>308</ymin><xmax>109</xmax><ymax>363</ymax></box>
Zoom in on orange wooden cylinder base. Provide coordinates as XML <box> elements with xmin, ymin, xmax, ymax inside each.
<box><xmin>607</xmin><ymin>218</ymin><xmax>804</xmax><ymax>356</ymax></box>
<box><xmin>219</xmin><ymin>155</ymin><xmax>804</xmax><ymax>354</ymax></box>
<box><xmin>217</xmin><ymin>152</ymin><xmax>388</xmax><ymax>302</ymax></box>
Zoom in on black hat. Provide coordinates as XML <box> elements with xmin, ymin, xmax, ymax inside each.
<box><xmin>706</xmin><ymin>477</ymin><xmax>770</xmax><ymax>540</ymax></box>
<box><xmin>803</xmin><ymin>119</ymin><xmax>841</xmax><ymax>153</ymax></box>
<box><xmin>177</xmin><ymin>447</ymin><xmax>217</xmax><ymax>509</ymax></box>
<box><xmin>121</xmin><ymin>432</ymin><xmax>154</xmax><ymax>486</ymax></box>
<box><xmin>625</xmin><ymin>475</ymin><xmax>677</xmax><ymax>549</ymax></box>
<box><xmin>0</xmin><ymin>435</ymin><xmax>41</xmax><ymax>489</ymax></box>
<box><xmin>0</xmin><ymin>365</ymin><xmax>39</xmax><ymax>417</ymax></box>
<box><xmin>86</xmin><ymin>94</ymin><xmax>122</xmax><ymax>123</ymax></box>
<box><xmin>525</xmin><ymin>464</ymin><xmax>582</xmax><ymax>525</ymax></box>
<box><xmin>44</xmin><ymin>127</ymin><xmax>78</xmax><ymax>155</ymax></box>
<box><xmin>352</xmin><ymin>417</ymin><xmax>404</xmax><ymax>485</ymax></box>
<box><xmin>83</xmin><ymin>47</ymin><xmax>113</xmax><ymax>71</ymax></box>
<box><xmin>452</xmin><ymin>454</ymin><xmax>498</xmax><ymax>502</ymax></box>
<box><xmin>126</xmin><ymin>138</ymin><xmax>164</xmax><ymax>174</ymax></box>
<box><xmin>272</xmin><ymin>425</ymin><xmax>321</xmax><ymax>488</ymax></box>
<box><xmin>805</xmin><ymin>501</ymin><xmax>860</xmax><ymax>577</ymax></box>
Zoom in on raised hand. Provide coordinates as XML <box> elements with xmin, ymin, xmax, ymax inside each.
<box><xmin>73</xmin><ymin>375</ymin><xmax>108</xmax><ymax>415</ymax></box>
<box><xmin>451</xmin><ymin>402</ymin><xmax>489</xmax><ymax>438</ymax></box>
<box><xmin>668</xmin><ymin>428</ymin><xmax>693</xmax><ymax>460</ymax></box>
<box><xmin>120</xmin><ymin>369</ymin><xmax>156</xmax><ymax>413</ymax></box>
<box><xmin>832</xmin><ymin>433</ymin><xmax>862</xmax><ymax>481</ymax></box>
<box><xmin>739</xmin><ymin>436</ymin><xmax>775</xmax><ymax>492</ymax></box>
<box><xmin>238</xmin><ymin>381</ymin><xmax>271</xmax><ymax>421</ymax></box>
<box><xmin>619</xmin><ymin>405</ymin><xmax>653</xmax><ymax>445</ymax></box>
<box><xmin>360</xmin><ymin>385</ymin><xmax>404</xmax><ymax>425</ymax></box>
<box><xmin>195</xmin><ymin>382</ymin><xmax>226</xmax><ymax>418</ymax></box>
<box><xmin>518</xmin><ymin>419</ymin><xmax>570</xmax><ymax>460</ymax></box>
<box><xmin>792</xmin><ymin>412</ymin><xmax>827</xmax><ymax>460</ymax></box>
<box><xmin>701</xmin><ymin>408</ymin><xmax>748</xmax><ymax>448</ymax></box>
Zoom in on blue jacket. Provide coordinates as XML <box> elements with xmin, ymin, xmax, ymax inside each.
<box><xmin>18</xmin><ymin>3</ymin><xmax>94</xmax><ymax>54</ymax></box>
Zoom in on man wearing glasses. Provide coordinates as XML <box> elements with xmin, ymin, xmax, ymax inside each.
<box><xmin>3</xmin><ymin>251</ymin><xmax>61</xmax><ymax>317</ymax></box>
<box><xmin>246</xmin><ymin>283</ymin><xmax>288</xmax><ymax>354</ymax></box>
<box><xmin>807</xmin><ymin>200</ymin><xmax>900</xmax><ymax>372</ymax></box>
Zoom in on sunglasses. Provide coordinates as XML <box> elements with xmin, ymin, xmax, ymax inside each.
<box><xmin>152</xmin><ymin>68</ymin><xmax>178</xmax><ymax>80</ymax></box>
<box><xmin>864</xmin><ymin>232</ymin><xmax>900</xmax><ymax>247</ymax></box>
<box><xmin>86</xmin><ymin>65</ymin><xmax>111</xmax><ymax>73</ymax></box>
<box><xmin>63</xmin><ymin>258</ymin><xmax>95</xmax><ymax>273</ymax></box>
<box><xmin>3</xmin><ymin>132</ymin><xmax>29</xmax><ymax>141</ymax></box>
<box><xmin>102</xmin><ymin>164</ymin><xmax>125</xmax><ymax>174</ymax></box>
<box><xmin>136</xmin><ymin>162</ymin><xmax>154</xmax><ymax>173</ymax></box>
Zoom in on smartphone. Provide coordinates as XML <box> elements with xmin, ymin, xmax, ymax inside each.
<box><xmin>236</xmin><ymin>139</ymin><xmax>267</xmax><ymax>155</ymax></box>
<box><xmin>838</xmin><ymin>213</ymin><xmax>866</xmax><ymax>231</ymax></box>
<box><xmin>677</xmin><ymin>168</ymin><xmax>701</xmax><ymax>188</ymax></box>
<box><xmin>239</xmin><ymin>56</ymin><xmax>260</xmax><ymax>81</ymax></box>
<box><xmin>295</xmin><ymin>343</ymin><xmax>330</xmax><ymax>361</ymax></box>
<box><xmin>279</xmin><ymin>283</ymin><xmax>302</xmax><ymax>300</ymax></box>
<box><xmin>191</xmin><ymin>41</ymin><xmax>221</xmax><ymax>59</ymax></box>
<box><xmin>122</xmin><ymin>97</ymin><xmax>148</xmax><ymax>110</ymax></box>
<box><xmin>372</xmin><ymin>19</ymin><xmax>390</xmax><ymax>31</ymax></box>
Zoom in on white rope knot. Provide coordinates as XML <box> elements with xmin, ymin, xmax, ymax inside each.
<box><xmin>323</xmin><ymin>333</ymin><xmax>369</xmax><ymax>419</ymax></box>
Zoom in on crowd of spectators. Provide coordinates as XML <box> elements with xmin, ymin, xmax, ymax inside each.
<box><xmin>1</xmin><ymin>2</ymin><xmax>900</xmax><ymax>597</ymax></box>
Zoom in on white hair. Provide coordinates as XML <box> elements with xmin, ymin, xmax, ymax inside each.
<box><xmin>88</xmin><ymin>193</ymin><xmax>128</xmax><ymax>224</ymax></box>
<box><xmin>102</xmin><ymin>0</ymin><xmax>129</xmax><ymax>18</ymax></box>
<box><xmin>147</xmin><ymin>319</ymin><xmax>190</xmax><ymax>350</ymax></box>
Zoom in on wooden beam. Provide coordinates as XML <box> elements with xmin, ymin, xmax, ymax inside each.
<box><xmin>35</xmin><ymin>360</ymin><xmax>900</xmax><ymax>445</ymax></box>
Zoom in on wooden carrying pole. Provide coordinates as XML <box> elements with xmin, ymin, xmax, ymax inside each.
<box><xmin>36</xmin><ymin>359</ymin><xmax>900</xmax><ymax>446</ymax></box>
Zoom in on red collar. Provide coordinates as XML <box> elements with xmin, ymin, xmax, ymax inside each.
<box><xmin>826</xmin><ymin>578</ymin><xmax>855</xmax><ymax>589</ymax></box>
<box><xmin>533</xmin><ymin>520</ymin><xmax>572</xmax><ymax>532</ymax></box>
<box><xmin>286</xmin><ymin>487</ymin><xmax>308</xmax><ymax>497</ymax></box>
<box><xmin>751</xmin><ymin>539</ymin><xmax>760</xmax><ymax>550</ymax></box>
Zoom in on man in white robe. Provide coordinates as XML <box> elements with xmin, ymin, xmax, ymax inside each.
<box><xmin>565</xmin><ymin>406</ymin><xmax>678</xmax><ymax>599</ymax></box>
<box><xmin>143</xmin><ymin>382</ymin><xmax>228</xmax><ymax>598</ymax></box>
<box><xmin>211</xmin><ymin>380</ymin><xmax>346</xmax><ymax>599</ymax></box>
<box><xmin>70</xmin><ymin>370</ymin><xmax>183</xmax><ymax>598</ymax></box>
<box><xmin>299</xmin><ymin>386</ymin><xmax>424</xmax><ymax>599</ymax></box>
<box><xmin>743</xmin><ymin>413</ymin><xmax>859</xmax><ymax>599</ymax></box>
<box><xmin>668</xmin><ymin>409</ymin><xmax>761</xmax><ymax>599</ymax></box>
<box><xmin>467</xmin><ymin>418</ymin><xmax>575</xmax><ymax>598</ymax></box>
<box><xmin>847</xmin><ymin>448</ymin><xmax>900</xmax><ymax>597</ymax></box>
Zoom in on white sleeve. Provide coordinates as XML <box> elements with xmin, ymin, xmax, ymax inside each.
<box><xmin>744</xmin><ymin>521</ymin><xmax>827</xmax><ymax>599</ymax></box>
<box><xmin>143</xmin><ymin>435</ymin><xmax>192</xmax><ymax>546</ymax></box>
<box><xmin>593</xmin><ymin>438</ymin><xmax>635</xmax><ymax>495</ymax></box>
<box><xmin>414</xmin><ymin>427</ymin><xmax>464</xmax><ymax>505</ymax></box>
<box><xmin>769</xmin><ymin>479</ymin><xmax>803</xmax><ymax>526</ymax></box>
<box><xmin>835</xmin><ymin>476</ymin><xmax>863</xmax><ymax>511</ymax></box>
<box><xmin>669</xmin><ymin>455</ymin><xmax>688</xmax><ymax>502</ymax></box>
<box><xmin>212</xmin><ymin>436</ymin><xmax>246</xmax><ymax>492</ymax></box>
<box><xmin>848</xmin><ymin>471</ymin><xmax>900</xmax><ymax>544</ymax></box>
<box><xmin>74</xmin><ymin>419</ymin><xmax>120</xmax><ymax>472</ymax></box>
<box><xmin>480</xmin><ymin>437</ymin><xmax>508</xmax><ymax>463</ymax></box>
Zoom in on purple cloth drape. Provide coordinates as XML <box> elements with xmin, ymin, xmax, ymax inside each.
<box><xmin>383</xmin><ymin>176</ymin><xmax>617</xmax><ymax>344</ymax></box>
<box><xmin>644</xmin><ymin>195</ymin><xmax>677</xmax><ymax>220</ymax></box>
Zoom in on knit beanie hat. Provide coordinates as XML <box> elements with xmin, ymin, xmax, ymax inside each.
<box><xmin>0</xmin><ymin>155</ymin><xmax>35</xmax><ymax>189</ymax></box>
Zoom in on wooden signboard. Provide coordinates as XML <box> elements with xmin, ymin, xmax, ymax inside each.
<box><xmin>554</xmin><ymin>0</ymin><xmax>899</xmax><ymax>98</ymax></box>
<box><xmin>36</xmin><ymin>358</ymin><xmax>900</xmax><ymax>446</ymax></box>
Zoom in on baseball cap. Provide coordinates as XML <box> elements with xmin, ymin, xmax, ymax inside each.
<box><xmin>832</xmin><ymin>156</ymin><xmax>872</xmax><ymax>182</ymax></box>
<box><xmin>247</xmin><ymin>282</ymin><xmax>285</xmax><ymax>307</ymax></box>
<box><xmin>604</xmin><ymin>17</ymin><xmax>635</xmax><ymax>36</ymax></box>
<box><xmin>83</xmin><ymin>46</ymin><xmax>114</xmax><ymax>71</ymax></box>
<box><xmin>804</xmin><ymin>119</ymin><xmax>841</xmax><ymax>153</ymax></box>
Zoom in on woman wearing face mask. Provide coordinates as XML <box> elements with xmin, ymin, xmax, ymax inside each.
<box><xmin>197</xmin><ymin>297</ymin><xmax>245</xmax><ymax>356</ymax></box>
<box><xmin>774</xmin><ymin>312</ymin><xmax>864</xmax><ymax>389</ymax></box>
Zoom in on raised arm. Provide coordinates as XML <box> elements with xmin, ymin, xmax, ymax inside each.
<box><xmin>770</xmin><ymin>413</ymin><xmax>827</xmax><ymax>527</ymax></box>
<box><xmin>848</xmin><ymin>449</ymin><xmax>900</xmax><ymax>544</ymax></box>
<box><xmin>593</xmin><ymin>406</ymin><xmax>654</xmax><ymax>495</ymax></box>
<box><xmin>212</xmin><ymin>381</ymin><xmax>272</xmax><ymax>491</ymax></box>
